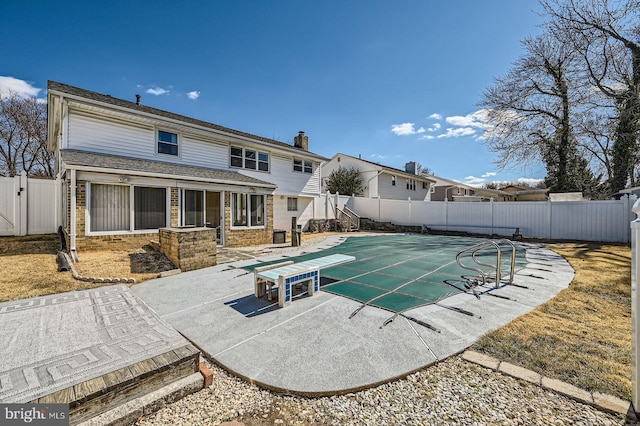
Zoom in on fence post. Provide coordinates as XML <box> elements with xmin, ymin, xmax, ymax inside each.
<box><xmin>18</xmin><ymin>172</ymin><xmax>27</xmax><ymax>236</ymax></box>
<box><xmin>408</xmin><ymin>197</ymin><xmax>412</xmax><ymax>226</ymax></box>
<box><xmin>378</xmin><ymin>196</ymin><xmax>381</xmax><ymax>222</ymax></box>
<box><xmin>631</xmin><ymin>197</ymin><xmax>640</xmax><ymax>414</ymax></box>
<box><xmin>325</xmin><ymin>191</ymin><xmax>330</xmax><ymax>219</ymax></box>
<box><xmin>490</xmin><ymin>198</ymin><xmax>495</xmax><ymax>234</ymax></box>
<box><xmin>547</xmin><ymin>198</ymin><xmax>553</xmax><ymax>239</ymax></box>
<box><xmin>444</xmin><ymin>198</ymin><xmax>449</xmax><ymax>231</ymax></box>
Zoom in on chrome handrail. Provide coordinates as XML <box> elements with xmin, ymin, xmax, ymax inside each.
<box><xmin>456</xmin><ymin>239</ymin><xmax>518</xmax><ymax>294</ymax></box>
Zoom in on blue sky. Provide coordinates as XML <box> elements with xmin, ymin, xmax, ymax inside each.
<box><xmin>1</xmin><ymin>1</ymin><xmax>546</xmax><ymax>186</ymax></box>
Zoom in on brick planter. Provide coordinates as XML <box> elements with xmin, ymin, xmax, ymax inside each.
<box><xmin>159</xmin><ymin>227</ymin><xmax>217</xmax><ymax>272</ymax></box>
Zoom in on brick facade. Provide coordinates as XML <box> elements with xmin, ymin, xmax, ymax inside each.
<box><xmin>223</xmin><ymin>192</ymin><xmax>274</xmax><ymax>247</ymax></box>
<box><xmin>67</xmin><ymin>179</ymin><xmax>274</xmax><ymax>251</ymax></box>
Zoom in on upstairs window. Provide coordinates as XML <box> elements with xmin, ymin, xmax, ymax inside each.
<box><xmin>230</xmin><ymin>147</ymin><xmax>243</xmax><ymax>167</ymax></box>
<box><xmin>157</xmin><ymin>130</ymin><xmax>178</xmax><ymax>156</ymax></box>
<box><xmin>230</xmin><ymin>146</ymin><xmax>269</xmax><ymax>172</ymax></box>
<box><xmin>258</xmin><ymin>152</ymin><xmax>269</xmax><ymax>171</ymax></box>
<box><xmin>406</xmin><ymin>179</ymin><xmax>416</xmax><ymax>190</ymax></box>
<box><xmin>293</xmin><ymin>159</ymin><xmax>313</xmax><ymax>174</ymax></box>
<box><xmin>304</xmin><ymin>161</ymin><xmax>313</xmax><ymax>173</ymax></box>
<box><xmin>391</xmin><ymin>175</ymin><xmax>396</xmax><ymax>186</ymax></box>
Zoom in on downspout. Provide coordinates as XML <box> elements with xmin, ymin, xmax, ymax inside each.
<box><xmin>70</xmin><ymin>168</ymin><xmax>78</xmax><ymax>261</ymax></box>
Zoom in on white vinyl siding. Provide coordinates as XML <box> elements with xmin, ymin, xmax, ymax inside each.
<box><xmin>378</xmin><ymin>172</ymin><xmax>430</xmax><ymax>200</ymax></box>
<box><xmin>240</xmin><ymin>154</ymin><xmax>321</xmax><ymax>195</ymax></box>
<box><xmin>69</xmin><ymin>113</ymin><xmax>153</xmax><ymax>158</ymax></box>
<box><xmin>68</xmin><ymin>113</ymin><xmax>229</xmax><ymax>169</ymax></box>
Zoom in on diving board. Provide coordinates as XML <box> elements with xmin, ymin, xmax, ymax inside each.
<box><xmin>253</xmin><ymin>254</ymin><xmax>356</xmax><ymax>308</ymax></box>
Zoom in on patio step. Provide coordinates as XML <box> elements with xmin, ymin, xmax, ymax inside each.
<box><xmin>39</xmin><ymin>344</ymin><xmax>201</xmax><ymax>425</ymax></box>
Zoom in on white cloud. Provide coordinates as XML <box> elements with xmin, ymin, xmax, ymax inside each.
<box><xmin>482</xmin><ymin>172</ymin><xmax>497</xmax><ymax>178</ymax></box>
<box><xmin>420</xmin><ymin>135</ymin><xmax>435</xmax><ymax>140</ymax></box>
<box><xmin>445</xmin><ymin>109</ymin><xmax>490</xmax><ymax>129</ymax></box>
<box><xmin>391</xmin><ymin>122</ymin><xmax>422</xmax><ymax>136</ymax></box>
<box><xmin>0</xmin><ymin>76</ymin><xmax>41</xmax><ymax>99</ymax></box>
<box><xmin>436</xmin><ymin>127</ymin><xmax>476</xmax><ymax>138</ymax></box>
<box><xmin>428</xmin><ymin>113</ymin><xmax>442</xmax><ymax>120</ymax></box>
<box><xmin>463</xmin><ymin>176</ymin><xmax>486</xmax><ymax>187</ymax></box>
<box><xmin>187</xmin><ymin>90</ymin><xmax>200</xmax><ymax>100</ymax></box>
<box><xmin>146</xmin><ymin>87</ymin><xmax>169</xmax><ymax>96</ymax></box>
<box><xmin>427</xmin><ymin>123</ymin><xmax>441</xmax><ymax>132</ymax></box>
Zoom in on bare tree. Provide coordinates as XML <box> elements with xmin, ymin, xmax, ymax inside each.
<box><xmin>0</xmin><ymin>92</ymin><xmax>51</xmax><ymax>177</ymax></box>
<box><xmin>481</xmin><ymin>33</ymin><xmax>594</xmax><ymax>192</ymax></box>
<box><xmin>541</xmin><ymin>0</ymin><xmax>640</xmax><ymax>191</ymax></box>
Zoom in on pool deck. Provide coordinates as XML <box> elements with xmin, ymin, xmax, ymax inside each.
<box><xmin>132</xmin><ymin>234</ymin><xmax>575</xmax><ymax>395</ymax></box>
<box><xmin>0</xmin><ymin>284</ymin><xmax>202</xmax><ymax>423</ymax></box>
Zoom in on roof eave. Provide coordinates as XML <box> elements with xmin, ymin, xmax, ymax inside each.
<box><xmin>61</xmin><ymin>162</ymin><xmax>277</xmax><ymax>189</ymax></box>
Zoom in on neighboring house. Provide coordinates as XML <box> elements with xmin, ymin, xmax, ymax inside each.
<box><xmin>429</xmin><ymin>176</ymin><xmax>514</xmax><ymax>202</ymax></box>
<box><xmin>47</xmin><ymin>81</ymin><xmax>327</xmax><ymax>252</ymax></box>
<box><xmin>501</xmin><ymin>185</ymin><xmax>549</xmax><ymax>201</ymax></box>
<box><xmin>320</xmin><ymin>153</ymin><xmax>436</xmax><ymax>200</ymax></box>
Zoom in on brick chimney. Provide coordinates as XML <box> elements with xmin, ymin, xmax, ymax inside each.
<box><xmin>405</xmin><ymin>161</ymin><xmax>418</xmax><ymax>175</ymax></box>
<box><xmin>294</xmin><ymin>131</ymin><xmax>309</xmax><ymax>151</ymax></box>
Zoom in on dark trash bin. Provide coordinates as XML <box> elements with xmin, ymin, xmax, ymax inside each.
<box><xmin>273</xmin><ymin>229</ymin><xmax>286</xmax><ymax>244</ymax></box>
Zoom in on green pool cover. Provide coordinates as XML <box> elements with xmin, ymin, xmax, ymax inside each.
<box><xmin>244</xmin><ymin>234</ymin><xmax>528</xmax><ymax>313</ymax></box>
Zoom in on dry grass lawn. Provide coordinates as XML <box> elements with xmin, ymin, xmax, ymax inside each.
<box><xmin>0</xmin><ymin>234</ymin><xmax>176</xmax><ymax>302</ymax></box>
<box><xmin>474</xmin><ymin>242</ymin><xmax>632</xmax><ymax>400</ymax></box>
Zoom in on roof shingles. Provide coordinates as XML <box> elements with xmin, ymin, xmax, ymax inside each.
<box><xmin>48</xmin><ymin>80</ymin><xmax>325</xmax><ymax>160</ymax></box>
<box><xmin>61</xmin><ymin>149</ymin><xmax>276</xmax><ymax>188</ymax></box>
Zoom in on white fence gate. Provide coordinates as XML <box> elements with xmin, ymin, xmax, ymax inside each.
<box><xmin>0</xmin><ymin>172</ymin><xmax>59</xmax><ymax>236</ymax></box>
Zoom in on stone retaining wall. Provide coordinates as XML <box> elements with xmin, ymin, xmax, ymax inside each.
<box><xmin>159</xmin><ymin>227</ymin><xmax>217</xmax><ymax>272</ymax></box>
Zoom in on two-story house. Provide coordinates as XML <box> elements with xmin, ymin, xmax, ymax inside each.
<box><xmin>47</xmin><ymin>81</ymin><xmax>326</xmax><ymax>253</ymax></box>
<box><xmin>321</xmin><ymin>153</ymin><xmax>435</xmax><ymax>200</ymax></box>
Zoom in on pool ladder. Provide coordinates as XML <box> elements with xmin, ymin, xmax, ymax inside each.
<box><xmin>456</xmin><ymin>239</ymin><xmax>517</xmax><ymax>296</ymax></box>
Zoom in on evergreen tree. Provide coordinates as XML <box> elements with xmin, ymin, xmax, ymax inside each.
<box><xmin>325</xmin><ymin>166</ymin><xmax>363</xmax><ymax>195</ymax></box>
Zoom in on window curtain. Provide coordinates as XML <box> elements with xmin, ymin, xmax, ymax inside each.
<box><xmin>135</xmin><ymin>187</ymin><xmax>166</xmax><ymax>230</ymax></box>
<box><xmin>183</xmin><ymin>190</ymin><xmax>204</xmax><ymax>226</ymax></box>
<box><xmin>232</xmin><ymin>193</ymin><xmax>247</xmax><ymax>226</ymax></box>
<box><xmin>90</xmin><ymin>184</ymin><xmax>130</xmax><ymax>232</ymax></box>
<box><xmin>250</xmin><ymin>194</ymin><xmax>264</xmax><ymax>226</ymax></box>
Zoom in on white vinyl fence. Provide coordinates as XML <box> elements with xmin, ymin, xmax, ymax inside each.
<box><xmin>313</xmin><ymin>192</ymin><xmax>352</xmax><ymax>219</ymax></box>
<box><xmin>0</xmin><ymin>172</ymin><xmax>60</xmax><ymax>236</ymax></box>
<box><xmin>337</xmin><ymin>195</ymin><xmax>637</xmax><ymax>243</ymax></box>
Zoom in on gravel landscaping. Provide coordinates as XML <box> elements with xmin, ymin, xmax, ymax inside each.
<box><xmin>137</xmin><ymin>357</ymin><xmax>635</xmax><ymax>425</ymax></box>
